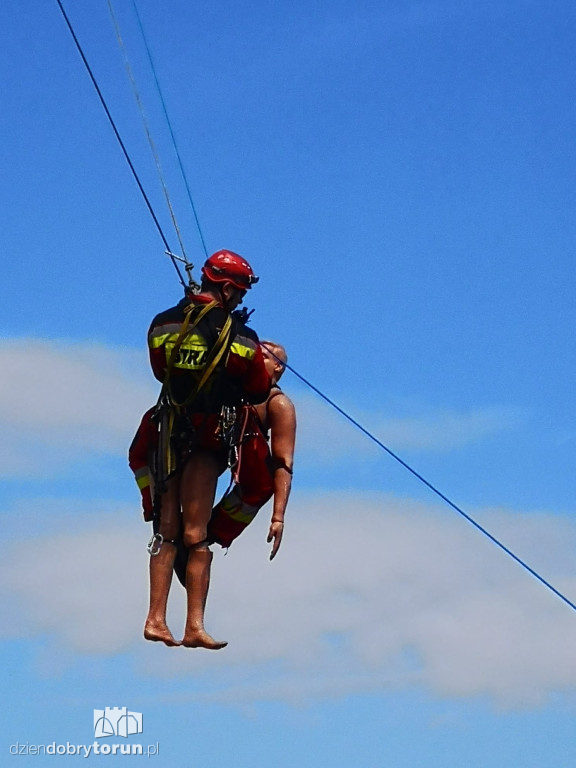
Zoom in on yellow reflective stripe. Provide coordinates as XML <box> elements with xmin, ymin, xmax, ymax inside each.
<box><xmin>227</xmin><ymin>507</ymin><xmax>259</xmax><ymax>524</ymax></box>
<box><xmin>161</xmin><ymin>301</ymin><xmax>217</xmax><ymax>383</ymax></box>
<box><xmin>148</xmin><ymin>324</ymin><xmax>184</xmax><ymax>349</ymax></box>
<box><xmin>149</xmin><ymin>332</ymin><xmax>175</xmax><ymax>349</ymax></box>
<box><xmin>155</xmin><ymin>337</ymin><xmax>253</xmax><ymax>366</ymax></box>
<box><xmin>164</xmin><ymin>335</ymin><xmax>210</xmax><ymax>371</ymax></box>
<box><xmin>230</xmin><ymin>340</ymin><xmax>256</xmax><ymax>360</ymax></box>
<box><xmin>151</xmin><ymin>332</ymin><xmax>209</xmax><ymax>352</ymax></box>
<box><xmin>219</xmin><ymin>494</ymin><xmax>258</xmax><ymax>524</ymax></box>
<box><xmin>136</xmin><ymin>473</ymin><xmax>151</xmax><ymax>490</ymax></box>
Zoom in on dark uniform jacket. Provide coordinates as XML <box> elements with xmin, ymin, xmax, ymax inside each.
<box><xmin>147</xmin><ymin>294</ymin><xmax>270</xmax><ymax>412</ymax></box>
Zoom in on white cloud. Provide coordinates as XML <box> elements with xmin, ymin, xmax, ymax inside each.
<box><xmin>0</xmin><ymin>337</ymin><xmax>520</xmax><ymax>478</ymax></box>
<box><xmin>2</xmin><ymin>492</ymin><xmax>575</xmax><ymax>707</ymax></box>
<box><xmin>0</xmin><ymin>507</ymin><xmax>148</xmax><ymax>654</ymax></box>
<box><xmin>0</xmin><ymin>339</ymin><xmax>156</xmax><ymax>475</ymax></box>
<box><xmin>0</xmin><ymin>337</ymin><xmax>562</xmax><ymax>706</ymax></box>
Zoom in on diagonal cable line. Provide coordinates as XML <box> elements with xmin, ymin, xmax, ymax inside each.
<box><xmin>130</xmin><ymin>0</ymin><xmax>209</xmax><ymax>260</ymax></box>
<box><xmin>265</xmin><ymin>346</ymin><xmax>576</xmax><ymax>614</ymax></box>
<box><xmin>106</xmin><ymin>0</ymin><xmax>189</xmax><ymax>264</ymax></box>
<box><xmin>54</xmin><ymin>0</ymin><xmax>187</xmax><ymax>288</ymax></box>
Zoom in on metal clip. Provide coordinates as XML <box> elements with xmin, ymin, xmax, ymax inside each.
<box><xmin>220</xmin><ymin>405</ymin><xmax>237</xmax><ymax>433</ymax></box>
<box><xmin>228</xmin><ymin>443</ymin><xmax>239</xmax><ymax>471</ymax></box>
<box><xmin>147</xmin><ymin>532</ymin><xmax>164</xmax><ymax>556</ymax></box>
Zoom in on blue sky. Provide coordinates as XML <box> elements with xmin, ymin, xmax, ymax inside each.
<box><xmin>2</xmin><ymin>0</ymin><xmax>576</xmax><ymax>765</ymax></box>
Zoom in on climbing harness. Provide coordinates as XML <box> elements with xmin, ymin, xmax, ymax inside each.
<box><xmin>217</xmin><ymin>405</ymin><xmax>243</xmax><ymax>469</ymax></box>
<box><xmin>150</xmin><ymin>300</ymin><xmax>235</xmax><ymax>491</ymax></box>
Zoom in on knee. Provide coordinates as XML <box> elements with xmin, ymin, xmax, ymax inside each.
<box><xmin>182</xmin><ymin>524</ymin><xmax>209</xmax><ymax>550</ymax></box>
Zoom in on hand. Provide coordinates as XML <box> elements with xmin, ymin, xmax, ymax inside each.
<box><xmin>267</xmin><ymin>520</ymin><xmax>284</xmax><ymax>561</ymax></box>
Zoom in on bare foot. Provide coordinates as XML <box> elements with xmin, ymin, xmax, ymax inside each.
<box><xmin>144</xmin><ymin>621</ymin><xmax>181</xmax><ymax>647</ymax></box>
<box><xmin>182</xmin><ymin>628</ymin><xmax>228</xmax><ymax>650</ymax></box>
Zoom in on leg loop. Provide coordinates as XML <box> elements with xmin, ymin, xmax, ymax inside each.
<box><xmin>147</xmin><ymin>533</ymin><xmax>178</xmax><ymax>556</ymax></box>
<box><xmin>186</xmin><ymin>538</ymin><xmax>210</xmax><ymax>552</ymax></box>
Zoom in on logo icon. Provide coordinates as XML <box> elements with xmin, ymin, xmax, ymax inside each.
<box><xmin>94</xmin><ymin>707</ymin><xmax>143</xmax><ymax>738</ymax></box>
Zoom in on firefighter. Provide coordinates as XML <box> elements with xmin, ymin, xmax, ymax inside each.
<box><xmin>142</xmin><ymin>250</ymin><xmax>270</xmax><ymax>649</ymax></box>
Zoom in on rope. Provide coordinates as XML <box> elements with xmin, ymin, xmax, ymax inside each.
<box><xmin>106</xmin><ymin>0</ymin><xmax>189</xmax><ymax>264</ymax></box>
<box><xmin>54</xmin><ymin>0</ymin><xmax>187</xmax><ymax>289</ymax></box>
<box><xmin>130</xmin><ymin>0</ymin><xmax>210</xmax><ymax>260</ymax></box>
<box><xmin>263</xmin><ymin>346</ymin><xmax>576</xmax><ymax>614</ymax></box>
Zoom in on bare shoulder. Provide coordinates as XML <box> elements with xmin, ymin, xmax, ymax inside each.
<box><xmin>268</xmin><ymin>391</ymin><xmax>296</xmax><ymax>424</ymax></box>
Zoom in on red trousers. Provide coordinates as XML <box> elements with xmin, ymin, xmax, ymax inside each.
<box><xmin>207</xmin><ymin>408</ymin><xmax>274</xmax><ymax>547</ymax></box>
<box><xmin>128</xmin><ymin>406</ymin><xmax>274</xmax><ymax>546</ymax></box>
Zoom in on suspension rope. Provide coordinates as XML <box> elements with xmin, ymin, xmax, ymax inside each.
<box><xmin>267</xmin><ymin>348</ymin><xmax>576</xmax><ymax>614</ymax></box>
<box><xmin>106</xmin><ymin>0</ymin><xmax>189</xmax><ymax>264</ymax></box>
<box><xmin>54</xmin><ymin>0</ymin><xmax>187</xmax><ymax>289</ymax></box>
<box><xmin>130</xmin><ymin>0</ymin><xmax>210</xmax><ymax>260</ymax></box>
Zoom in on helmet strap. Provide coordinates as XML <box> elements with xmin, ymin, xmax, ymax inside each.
<box><xmin>218</xmin><ymin>282</ymin><xmax>235</xmax><ymax>312</ymax></box>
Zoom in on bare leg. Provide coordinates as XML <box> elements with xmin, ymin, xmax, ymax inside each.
<box><xmin>144</xmin><ymin>542</ymin><xmax>181</xmax><ymax>646</ymax></box>
<box><xmin>182</xmin><ymin>547</ymin><xmax>227</xmax><ymax>649</ymax></box>
<box><xmin>144</xmin><ymin>477</ymin><xmax>181</xmax><ymax>646</ymax></box>
<box><xmin>179</xmin><ymin>450</ymin><xmax>227</xmax><ymax>649</ymax></box>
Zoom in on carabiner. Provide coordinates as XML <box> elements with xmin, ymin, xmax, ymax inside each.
<box><xmin>147</xmin><ymin>532</ymin><xmax>164</xmax><ymax>556</ymax></box>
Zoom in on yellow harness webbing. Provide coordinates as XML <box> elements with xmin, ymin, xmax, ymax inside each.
<box><xmin>163</xmin><ymin>302</ymin><xmax>233</xmax><ymax>409</ymax></box>
<box><xmin>160</xmin><ymin>300</ymin><xmax>218</xmax><ymax>401</ymax></box>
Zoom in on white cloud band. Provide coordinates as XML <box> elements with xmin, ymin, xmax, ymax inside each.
<box><xmin>2</xmin><ymin>493</ymin><xmax>575</xmax><ymax>708</ymax></box>
<box><xmin>0</xmin><ymin>339</ymin><xmax>156</xmax><ymax>475</ymax></box>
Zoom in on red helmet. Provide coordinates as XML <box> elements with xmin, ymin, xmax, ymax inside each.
<box><xmin>201</xmin><ymin>250</ymin><xmax>259</xmax><ymax>290</ymax></box>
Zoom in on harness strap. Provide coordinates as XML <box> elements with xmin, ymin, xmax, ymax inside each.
<box><xmin>231</xmin><ymin>404</ymin><xmax>252</xmax><ymax>484</ymax></box>
<box><xmin>147</xmin><ymin>532</ymin><xmax>178</xmax><ymax>556</ymax></box>
<box><xmin>161</xmin><ymin>302</ymin><xmax>234</xmax><ymax>410</ymax></box>
<box><xmin>160</xmin><ymin>300</ymin><xmax>218</xmax><ymax>405</ymax></box>
<box><xmin>186</xmin><ymin>538</ymin><xmax>210</xmax><ymax>551</ymax></box>
<box><xmin>271</xmin><ymin>457</ymin><xmax>294</xmax><ymax>475</ymax></box>
<box><xmin>175</xmin><ymin>312</ymin><xmax>233</xmax><ymax>408</ymax></box>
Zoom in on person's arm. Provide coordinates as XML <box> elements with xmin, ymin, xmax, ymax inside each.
<box><xmin>128</xmin><ymin>408</ymin><xmax>156</xmax><ymax>521</ymax></box>
<box><xmin>266</xmin><ymin>393</ymin><xmax>296</xmax><ymax>560</ymax></box>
